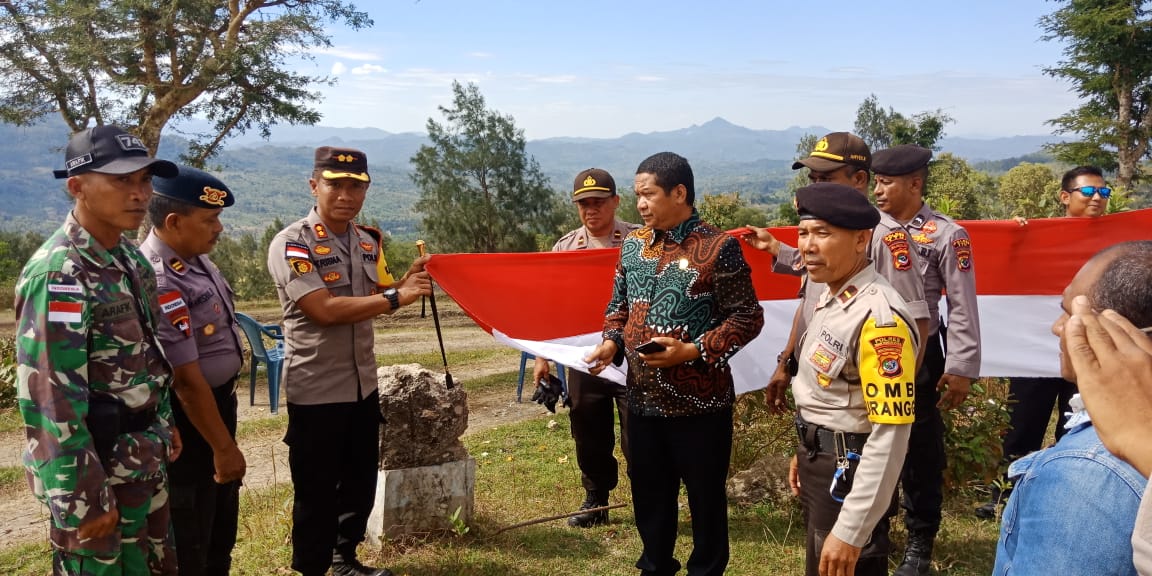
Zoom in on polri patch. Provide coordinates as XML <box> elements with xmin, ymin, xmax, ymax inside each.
<box><xmin>290</xmin><ymin>258</ymin><xmax>313</xmax><ymax>275</ymax></box>
<box><xmin>869</xmin><ymin>335</ymin><xmax>906</xmax><ymax>378</ymax></box>
<box><xmin>883</xmin><ymin>230</ymin><xmax>912</xmax><ymax>271</ymax></box>
<box><xmin>953</xmin><ymin>238</ymin><xmax>972</xmax><ymax>271</ymax></box>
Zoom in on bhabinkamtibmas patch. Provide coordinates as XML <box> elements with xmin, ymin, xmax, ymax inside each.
<box><xmin>858</xmin><ymin>315</ymin><xmax>916</xmax><ymax>424</ymax></box>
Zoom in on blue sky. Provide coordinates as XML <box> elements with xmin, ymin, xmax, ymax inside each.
<box><xmin>298</xmin><ymin>0</ymin><xmax>1079</xmax><ymax>139</ymax></box>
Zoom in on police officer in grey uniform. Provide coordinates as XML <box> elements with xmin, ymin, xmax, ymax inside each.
<box><xmin>140</xmin><ymin>166</ymin><xmax>247</xmax><ymax>576</ymax></box>
<box><xmin>789</xmin><ymin>183</ymin><xmax>921</xmax><ymax>576</ymax></box>
<box><xmin>872</xmin><ymin>145</ymin><xmax>982</xmax><ymax>575</ymax></box>
<box><xmin>744</xmin><ymin>132</ymin><xmax>929</xmax><ymax>412</ymax></box>
<box><xmin>267</xmin><ymin>147</ymin><xmax>432</xmax><ymax>576</ymax></box>
<box><xmin>533</xmin><ymin>168</ymin><xmax>640</xmax><ymax>527</ymax></box>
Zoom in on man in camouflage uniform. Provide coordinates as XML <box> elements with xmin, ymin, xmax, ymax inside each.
<box><xmin>532</xmin><ymin>168</ymin><xmax>640</xmax><ymax>527</ymax></box>
<box><xmin>15</xmin><ymin>125</ymin><xmax>180</xmax><ymax>575</ymax></box>
<box><xmin>141</xmin><ymin>166</ymin><xmax>247</xmax><ymax>576</ymax></box>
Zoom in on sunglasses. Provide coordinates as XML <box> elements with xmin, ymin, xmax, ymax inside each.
<box><xmin>1071</xmin><ymin>186</ymin><xmax>1112</xmax><ymax>199</ymax></box>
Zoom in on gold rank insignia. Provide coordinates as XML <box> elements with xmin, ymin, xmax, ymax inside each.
<box><xmin>314</xmin><ymin>223</ymin><xmax>328</xmax><ymax>239</ymax></box>
<box><xmin>837</xmin><ymin>285</ymin><xmax>857</xmax><ymax>304</ymax></box>
<box><xmin>200</xmin><ymin>186</ymin><xmax>228</xmax><ymax>207</ymax></box>
<box><xmin>314</xmin><ymin>245</ymin><xmax>331</xmax><ymax>255</ymax></box>
<box><xmin>322</xmin><ymin>271</ymin><xmax>342</xmax><ymax>283</ymax></box>
<box><xmin>613</xmin><ymin>230</ymin><xmax>622</xmax><ymax>240</ymax></box>
<box><xmin>203</xmin><ymin>323</ymin><xmax>216</xmax><ymax>336</ymax></box>
<box><xmin>336</xmin><ymin>153</ymin><xmax>356</xmax><ymax>163</ymax></box>
<box><xmin>168</xmin><ymin>258</ymin><xmax>185</xmax><ymax>273</ymax></box>
<box><xmin>359</xmin><ymin>241</ymin><xmax>374</xmax><ymax>252</ymax></box>
<box><xmin>577</xmin><ymin>235</ymin><xmax>586</xmax><ymax>247</ymax></box>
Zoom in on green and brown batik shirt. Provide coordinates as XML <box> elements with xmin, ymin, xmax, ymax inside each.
<box><xmin>603</xmin><ymin>211</ymin><xmax>764</xmax><ymax>417</ymax></box>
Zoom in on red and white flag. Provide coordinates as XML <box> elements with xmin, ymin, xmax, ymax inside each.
<box><xmin>426</xmin><ymin>209</ymin><xmax>1152</xmax><ymax>394</ymax></box>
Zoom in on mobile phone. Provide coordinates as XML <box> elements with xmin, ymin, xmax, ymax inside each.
<box><xmin>636</xmin><ymin>340</ymin><xmax>667</xmax><ymax>354</ymax></box>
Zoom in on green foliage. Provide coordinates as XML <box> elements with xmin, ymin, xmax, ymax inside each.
<box><xmin>731</xmin><ymin>393</ymin><xmax>797</xmax><ymax>474</ymax></box>
<box><xmin>211</xmin><ymin>219</ymin><xmax>282</xmax><ymax>301</ymax></box>
<box><xmin>942</xmin><ymin>379</ymin><xmax>1012</xmax><ymax>488</ymax></box>
<box><xmin>995</xmin><ymin>163</ymin><xmax>1062</xmax><ymax>219</ymax></box>
<box><xmin>411</xmin><ymin>81</ymin><xmax>566</xmax><ymax>253</ymax></box>
<box><xmin>697</xmin><ymin>192</ymin><xmax>768</xmax><ymax>231</ymax></box>
<box><xmin>926</xmin><ymin>153</ymin><xmax>992</xmax><ymax>220</ymax></box>
<box><xmin>0</xmin><ymin>337</ymin><xmax>16</xmax><ymax>410</ymax></box>
<box><xmin>1041</xmin><ymin>0</ymin><xmax>1152</xmax><ymax>187</ymax></box>
<box><xmin>0</xmin><ymin>0</ymin><xmax>371</xmax><ymax>163</ymax></box>
<box><xmin>853</xmin><ymin>94</ymin><xmax>954</xmax><ymax>151</ymax></box>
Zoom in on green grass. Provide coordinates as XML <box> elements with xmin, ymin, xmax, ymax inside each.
<box><xmin>236</xmin><ymin>414</ymin><xmax>288</xmax><ymax>439</ymax></box>
<box><xmin>376</xmin><ymin>347</ymin><xmax>519</xmax><ymax>370</ymax></box>
<box><xmin>0</xmin><ymin>465</ymin><xmax>23</xmax><ymax>492</ymax></box>
<box><xmin>0</xmin><ymin>409</ymin><xmax>22</xmax><ymax>435</ymax></box>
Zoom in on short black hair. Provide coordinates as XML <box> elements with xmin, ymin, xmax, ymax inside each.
<box><xmin>1061</xmin><ymin>165</ymin><xmax>1104</xmax><ymax>192</ymax></box>
<box><xmin>1091</xmin><ymin>240</ymin><xmax>1152</xmax><ymax>329</ymax></box>
<box><xmin>148</xmin><ymin>194</ymin><xmax>196</xmax><ymax>229</ymax></box>
<box><xmin>636</xmin><ymin>152</ymin><xmax>695</xmax><ymax>206</ymax></box>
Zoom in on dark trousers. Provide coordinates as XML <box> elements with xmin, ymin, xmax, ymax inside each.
<box><xmin>1003</xmin><ymin>376</ymin><xmax>1078</xmax><ymax>459</ymax></box>
<box><xmin>797</xmin><ymin>449</ymin><xmax>892</xmax><ymax>576</ymax></box>
<box><xmin>286</xmin><ymin>392</ymin><xmax>382</xmax><ymax>576</ymax></box>
<box><xmin>900</xmin><ymin>333</ymin><xmax>947</xmax><ymax>534</ymax></box>
<box><xmin>169</xmin><ymin>382</ymin><xmax>241</xmax><ymax>576</ymax></box>
<box><xmin>629</xmin><ymin>408</ymin><xmax>733</xmax><ymax>576</ymax></box>
<box><xmin>567</xmin><ymin>368</ymin><xmax>631</xmax><ymax>493</ymax></box>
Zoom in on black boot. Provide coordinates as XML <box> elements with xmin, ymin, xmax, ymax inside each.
<box><xmin>567</xmin><ymin>489</ymin><xmax>609</xmax><ymax>528</ymax></box>
<box><xmin>894</xmin><ymin>530</ymin><xmax>934</xmax><ymax>576</ymax></box>
<box><xmin>331</xmin><ymin>557</ymin><xmax>393</xmax><ymax>576</ymax></box>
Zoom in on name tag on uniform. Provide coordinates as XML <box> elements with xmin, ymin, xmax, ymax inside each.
<box><xmin>92</xmin><ymin>297</ymin><xmax>135</xmax><ymax>323</ymax></box>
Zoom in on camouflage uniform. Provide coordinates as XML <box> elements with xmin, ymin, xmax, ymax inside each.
<box><xmin>15</xmin><ymin>212</ymin><xmax>177</xmax><ymax>575</ymax></box>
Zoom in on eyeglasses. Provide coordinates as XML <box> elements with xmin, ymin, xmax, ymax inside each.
<box><xmin>1071</xmin><ymin>186</ymin><xmax>1112</xmax><ymax>199</ymax></box>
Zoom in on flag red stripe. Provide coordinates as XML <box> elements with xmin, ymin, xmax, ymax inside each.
<box><xmin>426</xmin><ymin>209</ymin><xmax>1152</xmax><ymax>341</ymax></box>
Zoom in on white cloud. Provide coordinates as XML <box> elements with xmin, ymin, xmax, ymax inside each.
<box><xmin>351</xmin><ymin>64</ymin><xmax>386</xmax><ymax>75</ymax></box>
<box><xmin>314</xmin><ymin>47</ymin><xmax>382</xmax><ymax>61</ymax></box>
<box><xmin>331</xmin><ymin>62</ymin><xmax>347</xmax><ymax>75</ymax></box>
<box><xmin>468</xmin><ymin>51</ymin><xmax>494</xmax><ymax>59</ymax></box>
<box><xmin>531</xmin><ymin>74</ymin><xmax>577</xmax><ymax>84</ymax></box>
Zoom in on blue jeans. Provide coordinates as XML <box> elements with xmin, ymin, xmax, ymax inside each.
<box><xmin>994</xmin><ymin>422</ymin><xmax>1146</xmax><ymax>575</ymax></box>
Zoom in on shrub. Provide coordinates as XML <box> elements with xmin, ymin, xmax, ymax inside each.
<box><xmin>0</xmin><ymin>336</ymin><xmax>16</xmax><ymax>410</ymax></box>
<box><xmin>942</xmin><ymin>378</ymin><xmax>1012</xmax><ymax>488</ymax></box>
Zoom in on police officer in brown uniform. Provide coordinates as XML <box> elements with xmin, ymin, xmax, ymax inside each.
<box><xmin>267</xmin><ymin>147</ymin><xmax>432</xmax><ymax>576</ymax></box>
<box><xmin>533</xmin><ymin>168</ymin><xmax>640</xmax><ymax>527</ymax></box>
<box><xmin>744</xmin><ymin>132</ymin><xmax>929</xmax><ymax>411</ymax></box>
<box><xmin>871</xmin><ymin>145</ymin><xmax>982</xmax><ymax>574</ymax></box>
<box><xmin>789</xmin><ymin>183</ymin><xmax>920</xmax><ymax>576</ymax></box>
<box><xmin>140</xmin><ymin>166</ymin><xmax>248</xmax><ymax>576</ymax></box>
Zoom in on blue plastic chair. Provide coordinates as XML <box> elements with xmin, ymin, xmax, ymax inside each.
<box><xmin>235</xmin><ymin>313</ymin><xmax>285</xmax><ymax>415</ymax></box>
<box><xmin>516</xmin><ymin>351</ymin><xmax>568</xmax><ymax>402</ymax></box>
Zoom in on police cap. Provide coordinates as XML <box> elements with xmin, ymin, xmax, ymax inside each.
<box><xmin>572</xmin><ymin>168</ymin><xmax>616</xmax><ymax>201</ymax></box>
<box><xmin>872</xmin><ymin>145</ymin><xmax>932</xmax><ymax>176</ymax></box>
<box><xmin>792</xmin><ymin>132</ymin><xmax>871</xmax><ymax>172</ymax></box>
<box><xmin>314</xmin><ymin>146</ymin><xmax>370</xmax><ymax>182</ymax></box>
<box><xmin>796</xmin><ymin>183</ymin><xmax>880</xmax><ymax>230</ymax></box>
<box><xmin>153</xmin><ymin>165</ymin><xmax>235</xmax><ymax>209</ymax></box>
<box><xmin>53</xmin><ymin>125</ymin><xmax>177</xmax><ymax>179</ymax></box>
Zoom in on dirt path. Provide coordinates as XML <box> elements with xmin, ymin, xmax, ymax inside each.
<box><xmin>0</xmin><ymin>298</ymin><xmax>554</xmax><ymax>549</ymax></box>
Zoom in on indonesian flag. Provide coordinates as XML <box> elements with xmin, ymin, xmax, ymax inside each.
<box><xmin>426</xmin><ymin>209</ymin><xmax>1152</xmax><ymax>394</ymax></box>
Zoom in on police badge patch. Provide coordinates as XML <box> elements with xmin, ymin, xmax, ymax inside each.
<box><xmin>883</xmin><ymin>231</ymin><xmax>912</xmax><ymax>271</ymax></box>
<box><xmin>953</xmin><ymin>238</ymin><xmax>973</xmax><ymax>271</ymax></box>
<box><xmin>869</xmin><ymin>335</ymin><xmax>906</xmax><ymax>378</ymax></box>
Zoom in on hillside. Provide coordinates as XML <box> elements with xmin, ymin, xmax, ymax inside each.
<box><xmin>0</xmin><ymin>118</ymin><xmax>1060</xmax><ymax>236</ymax></box>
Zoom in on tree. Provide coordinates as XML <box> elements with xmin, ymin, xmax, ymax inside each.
<box><xmin>996</xmin><ymin>163</ymin><xmax>1062</xmax><ymax>219</ymax></box>
<box><xmin>411</xmin><ymin>81</ymin><xmax>564</xmax><ymax>253</ymax></box>
<box><xmin>0</xmin><ymin>0</ymin><xmax>371</xmax><ymax>164</ymax></box>
<box><xmin>697</xmin><ymin>192</ymin><xmax>768</xmax><ymax>231</ymax></box>
<box><xmin>1040</xmin><ymin>0</ymin><xmax>1152</xmax><ymax>187</ymax></box>
<box><xmin>925</xmin><ymin>153</ymin><xmax>991</xmax><ymax>220</ymax></box>
<box><xmin>853</xmin><ymin>94</ymin><xmax>954</xmax><ymax>150</ymax></box>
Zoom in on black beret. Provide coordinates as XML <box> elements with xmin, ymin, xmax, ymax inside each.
<box><xmin>314</xmin><ymin>146</ymin><xmax>370</xmax><ymax>182</ymax></box>
<box><xmin>796</xmin><ymin>183</ymin><xmax>880</xmax><ymax>230</ymax></box>
<box><xmin>872</xmin><ymin>145</ymin><xmax>932</xmax><ymax>176</ymax></box>
<box><xmin>152</xmin><ymin>165</ymin><xmax>235</xmax><ymax>209</ymax></box>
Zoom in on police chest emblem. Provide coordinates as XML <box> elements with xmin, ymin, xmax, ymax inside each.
<box><xmin>922</xmin><ymin>220</ymin><xmax>938</xmax><ymax>234</ymax></box>
<box><xmin>912</xmin><ymin>233</ymin><xmax>932</xmax><ymax>245</ymax></box>
<box><xmin>203</xmin><ymin>323</ymin><xmax>216</xmax><ymax>336</ymax></box>
<box><xmin>883</xmin><ymin>231</ymin><xmax>912</xmax><ymax>271</ymax></box>
<box><xmin>314</xmin><ymin>245</ymin><xmax>332</xmax><ymax>255</ymax></box>
<box><xmin>869</xmin><ymin>336</ymin><xmax>906</xmax><ymax>378</ymax></box>
<box><xmin>810</xmin><ymin>344</ymin><xmax>837</xmax><ymax>373</ymax></box>
<box><xmin>322</xmin><ymin>271</ymin><xmax>342</xmax><ymax>283</ymax></box>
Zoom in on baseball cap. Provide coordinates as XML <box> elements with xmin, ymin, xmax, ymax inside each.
<box><xmin>572</xmin><ymin>168</ymin><xmax>616</xmax><ymax>201</ymax></box>
<box><xmin>792</xmin><ymin>132</ymin><xmax>872</xmax><ymax>172</ymax></box>
<box><xmin>53</xmin><ymin>125</ymin><xmax>178</xmax><ymax>179</ymax></box>
<box><xmin>152</xmin><ymin>166</ymin><xmax>235</xmax><ymax>209</ymax></box>
<box><xmin>314</xmin><ymin>146</ymin><xmax>370</xmax><ymax>182</ymax></box>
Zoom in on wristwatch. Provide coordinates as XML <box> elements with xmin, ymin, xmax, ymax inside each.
<box><xmin>777</xmin><ymin>351</ymin><xmax>798</xmax><ymax>377</ymax></box>
<box><xmin>382</xmin><ymin>288</ymin><xmax>400</xmax><ymax>311</ymax></box>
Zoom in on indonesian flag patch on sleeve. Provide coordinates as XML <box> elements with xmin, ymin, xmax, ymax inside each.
<box><xmin>285</xmin><ymin>242</ymin><xmax>310</xmax><ymax>260</ymax></box>
<box><xmin>48</xmin><ymin>300</ymin><xmax>83</xmax><ymax>324</ymax></box>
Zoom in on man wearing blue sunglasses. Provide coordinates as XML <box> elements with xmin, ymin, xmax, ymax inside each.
<box><xmin>978</xmin><ymin>165</ymin><xmax>1111</xmax><ymax>519</ymax></box>
<box><xmin>1060</xmin><ymin>165</ymin><xmax>1111</xmax><ymax>218</ymax></box>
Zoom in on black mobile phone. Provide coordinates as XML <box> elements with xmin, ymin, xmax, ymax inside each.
<box><xmin>636</xmin><ymin>340</ymin><xmax>667</xmax><ymax>354</ymax></box>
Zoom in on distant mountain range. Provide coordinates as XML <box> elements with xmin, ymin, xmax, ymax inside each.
<box><xmin>0</xmin><ymin>117</ymin><xmax>1064</xmax><ymax>236</ymax></box>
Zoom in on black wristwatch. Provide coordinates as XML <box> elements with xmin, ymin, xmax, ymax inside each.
<box><xmin>777</xmin><ymin>351</ymin><xmax>798</xmax><ymax>377</ymax></box>
<box><xmin>382</xmin><ymin>288</ymin><xmax>400</xmax><ymax>311</ymax></box>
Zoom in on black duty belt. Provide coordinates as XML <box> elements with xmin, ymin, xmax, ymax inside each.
<box><xmin>795</xmin><ymin>416</ymin><xmax>869</xmax><ymax>455</ymax></box>
<box><xmin>121</xmin><ymin>406</ymin><xmax>159</xmax><ymax>433</ymax></box>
